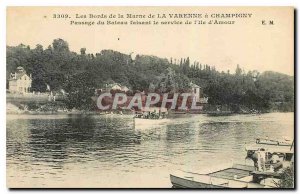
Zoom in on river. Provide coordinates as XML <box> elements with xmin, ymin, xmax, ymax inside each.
<box><xmin>6</xmin><ymin>112</ymin><xmax>293</xmax><ymax>188</ymax></box>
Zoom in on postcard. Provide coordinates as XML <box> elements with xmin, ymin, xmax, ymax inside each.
<box><xmin>6</xmin><ymin>6</ymin><xmax>294</xmax><ymax>188</ymax></box>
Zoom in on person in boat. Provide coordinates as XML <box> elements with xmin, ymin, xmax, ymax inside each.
<box><xmin>257</xmin><ymin>149</ymin><xmax>266</xmax><ymax>171</ymax></box>
<box><xmin>256</xmin><ymin>138</ymin><xmax>260</xmax><ymax>143</ymax></box>
<box><xmin>150</xmin><ymin>110</ymin><xmax>157</xmax><ymax>119</ymax></box>
<box><xmin>249</xmin><ymin>148</ymin><xmax>267</xmax><ymax>171</ymax></box>
<box><xmin>269</xmin><ymin>165</ymin><xmax>275</xmax><ymax>173</ymax></box>
<box><xmin>142</xmin><ymin>111</ymin><xmax>149</xmax><ymax>119</ymax></box>
<box><xmin>250</xmin><ymin>149</ymin><xmax>284</xmax><ymax>172</ymax></box>
<box><xmin>271</xmin><ymin>154</ymin><xmax>280</xmax><ymax>164</ymax></box>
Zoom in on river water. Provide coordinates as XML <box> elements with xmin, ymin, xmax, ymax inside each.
<box><xmin>7</xmin><ymin>113</ymin><xmax>293</xmax><ymax>188</ymax></box>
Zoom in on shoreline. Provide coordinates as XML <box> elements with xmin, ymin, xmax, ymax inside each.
<box><xmin>6</xmin><ymin>110</ymin><xmax>294</xmax><ymax>116</ymax></box>
<box><xmin>6</xmin><ymin>101</ymin><xmax>293</xmax><ymax>116</ymax></box>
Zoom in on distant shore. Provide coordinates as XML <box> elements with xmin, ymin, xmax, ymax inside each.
<box><xmin>6</xmin><ymin>107</ymin><xmax>293</xmax><ymax>116</ymax></box>
<box><xmin>6</xmin><ymin>98</ymin><xmax>293</xmax><ymax>116</ymax></box>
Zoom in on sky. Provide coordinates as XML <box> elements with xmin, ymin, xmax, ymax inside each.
<box><xmin>7</xmin><ymin>6</ymin><xmax>294</xmax><ymax>75</ymax></box>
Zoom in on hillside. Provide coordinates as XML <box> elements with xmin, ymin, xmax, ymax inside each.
<box><xmin>6</xmin><ymin>38</ymin><xmax>294</xmax><ymax>112</ymax></box>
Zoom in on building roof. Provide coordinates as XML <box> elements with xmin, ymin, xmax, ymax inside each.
<box><xmin>9</xmin><ymin>67</ymin><xmax>31</xmax><ymax>81</ymax></box>
<box><xmin>121</xmin><ymin>86</ymin><xmax>129</xmax><ymax>91</ymax></box>
<box><xmin>107</xmin><ymin>83</ymin><xmax>122</xmax><ymax>88</ymax></box>
<box><xmin>9</xmin><ymin>72</ymin><xmax>28</xmax><ymax>81</ymax></box>
<box><xmin>104</xmin><ymin>83</ymin><xmax>130</xmax><ymax>91</ymax></box>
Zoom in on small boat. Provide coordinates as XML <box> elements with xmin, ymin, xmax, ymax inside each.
<box><xmin>170</xmin><ymin>164</ymin><xmax>276</xmax><ymax>188</ymax></box>
<box><xmin>245</xmin><ymin>143</ymin><xmax>294</xmax><ymax>165</ymax></box>
<box><xmin>134</xmin><ymin>107</ymin><xmax>169</xmax><ymax>129</ymax></box>
<box><xmin>170</xmin><ymin>139</ymin><xmax>294</xmax><ymax>188</ymax></box>
<box><xmin>134</xmin><ymin>117</ymin><xmax>169</xmax><ymax>125</ymax></box>
<box><xmin>255</xmin><ymin>138</ymin><xmax>292</xmax><ymax>146</ymax></box>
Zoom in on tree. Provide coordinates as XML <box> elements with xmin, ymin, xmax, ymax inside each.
<box><xmin>63</xmin><ymin>71</ymin><xmax>96</xmax><ymax>110</ymax></box>
<box><xmin>80</xmin><ymin>48</ymin><xmax>86</xmax><ymax>55</ymax></box>
<box><xmin>52</xmin><ymin>38</ymin><xmax>69</xmax><ymax>52</ymax></box>
<box><xmin>6</xmin><ymin>38</ymin><xmax>294</xmax><ymax>112</ymax></box>
<box><xmin>235</xmin><ymin>64</ymin><xmax>242</xmax><ymax>76</ymax></box>
<box><xmin>276</xmin><ymin>166</ymin><xmax>294</xmax><ymax>188</ymax></box>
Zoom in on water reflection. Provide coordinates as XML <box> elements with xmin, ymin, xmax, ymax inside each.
<box><xmin>7</xmin><ymin>113</ymin><xmax>294</xmax><ymax>187</ymax></box>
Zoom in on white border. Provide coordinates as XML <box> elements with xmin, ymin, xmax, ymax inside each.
<box><xmin>1</xmin><ymin>0</ymin><xmax>298</xmax><ymax>194</ymax></box>
<box><xmin>0</xmin><ymin>0</ymin><xmax>298</xmax><ymax>6</ymax></box>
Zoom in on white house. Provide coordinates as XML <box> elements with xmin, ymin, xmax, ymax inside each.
<box><xmin>105</xmin><ymin>83</ymin><xmax>129</xmax><ymax>92</ymax></box>
<box><xmin>190</xmin><ymin>82</ymin><xmax>200</xmax><ymax>103</ymax></box>
<box><xmin>190</xmin><ymin>82</ymin><xmax>208</xmax><ymax>104</ymax></box>
<box><xmin>110</xmin><ymin>83</ymin><xmax>122</xmax><ymax>91</ymax></box>
<box><xmin>121</xmin><ymin>86</ymin><xmax>129</xmax><ymax>92</ymax></box>
<box><xmin>8</xmin><ymin>66</ymin><xmax>32</xmax><ymax>94</ymax></box>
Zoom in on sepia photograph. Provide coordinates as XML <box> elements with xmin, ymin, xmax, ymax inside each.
<box><xmin>6</xmin><ymin>6</ymin><xmax>294</xmax><ymax>189</ymax></box>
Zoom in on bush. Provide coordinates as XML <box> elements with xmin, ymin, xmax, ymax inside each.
<box><xmin>276</xmin><ymin>165</ymin><xmax>294</xmax><ymax>188</ymax></box>
<box><xmin>26</xmin><ymin>102</ymin><xmax>41</xmax><ymax>110</ymax></box>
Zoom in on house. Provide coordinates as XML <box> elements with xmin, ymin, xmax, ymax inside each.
<box><xmin>103</xmin><ymin>83</ymin><xmax>121</xmax><ymax>91</ymax></box>
<box><xmin>105</xmin><ymin>83</ymin><xmax>129</xmax><ymax>92</ymax></box>
<box><xmin>8</xmin><ymin>66</ymin><xmax>32</xmax><ymax>94</ymax></box>
<box><xmin>190</xmin><ymin>82</ymin><xmax>200</xmax><ymax>103</ymax></box>
<box><xmin>190</xmin><ymin>82</ymin><xmax>208</xmax><ymax>104</ymax></box>
<box><xmin>95</xmin><ymin>83</ymin><xmax>130</xmax><ymax>95</ymax></box>
<box><xmin>121</xmin><ymin>86</ymin><xmax>129</xmax><ymax>92</ymax></box>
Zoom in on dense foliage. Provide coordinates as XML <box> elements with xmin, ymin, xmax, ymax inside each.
<box><xmin>7</xmin><ymin>39</ymin><xmax>294</xmax><ymax>111</ymax></box>
<box><xmin>276</xmin><ymin>166</ymin><xmax>294</xmax><ymax>188</ymax></box>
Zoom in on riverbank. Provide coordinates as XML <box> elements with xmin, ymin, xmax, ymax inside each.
<box><xmin>6</xmin><ymin>102</ymin><xmax>136</xmax><ymax>116</ymax></box>
<box><xmin>6</xmin><ymin>97</ymin><xmax>294</xmax><ymax>117</ymax></box>
<box><xmin>7</xmin><ymin>103</ymin><xmax>293</xmax><ymax>116</ymax></box>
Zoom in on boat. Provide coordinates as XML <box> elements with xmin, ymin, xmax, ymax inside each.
<box><xmin>134</xmin><ymin>107</ymin><xmax>169</xmax><ymax>129</ymax></box>
<box><xmin>255</xmin><ymin>137</ymin><xmax>293</xmax><ymax>146</ymax></box>
<box><xmin>134</xmin><ymin>117</ymin><xmax>169</xmax><ymax>126</ymax></box>
<box><xmin>245</xmin><ymin>143</ymin><xmax>294</xmax><ymax>165</ymax></box>
<box><xmin>170</xmin><ymin>139</ymin><xmax>294</xmax><ymax>188</ymax></box>
<box><xmin>170</xmin><ymin>164</ymin><xmax>277</xmax><ymax>188</ymax></box>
